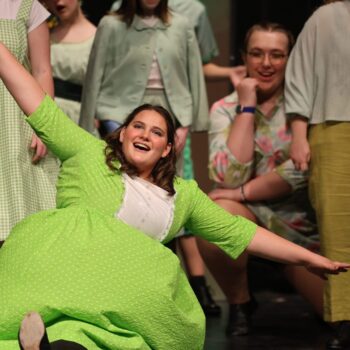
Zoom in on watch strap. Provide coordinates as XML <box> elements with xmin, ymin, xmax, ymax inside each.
<box><xmin>236</xmin><ymin>105</ymin><xmax>256</xmax><ymax>114</ymax></box>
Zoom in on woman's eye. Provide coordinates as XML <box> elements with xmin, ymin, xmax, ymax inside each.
<box><xmin>153</xmin><ymin>130</ymin><xmax>163</xmax><ymax>136</ymax></box>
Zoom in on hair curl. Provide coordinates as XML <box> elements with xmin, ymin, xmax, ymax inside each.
<box><xmin>105</xmin><ymin>104</ymin><xmax>177</xmax><ymax>196</ymax></box>
<box><xmin>113</xmin><ymin>0</ymin><xmax>169</xmax><ymax>27</ymax></box>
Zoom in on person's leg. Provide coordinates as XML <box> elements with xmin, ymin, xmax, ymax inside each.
<box><xmin>19</xmin><ymin>312</ymin><xmax>87</xmax><ymax>350</ymax></box>
<box><xmin>178</xmin><ymin>234</ymin><xmax>221</xmax><ymax>316</ymax></box>
<box><xmin>309</xmin><ymin>122</ymin><xmax>350</xmax><ymax>348</ymax></box>
<box><xmin>197</xmin><ymin>199</ymin><xmax>257</xmax><ymax>335</ymax></box>
<box><xmin>283</xmin><ymin>265</ymin><xmax>324</xmax><ymax>318</ymax></box>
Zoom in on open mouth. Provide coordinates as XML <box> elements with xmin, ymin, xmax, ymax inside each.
<box><xmin>133</xmin><ymin>142</ymin><xmax>150</xmax><ymax>151</ymax></box>
<box><xmin>56</xmin><ymin>4</ymin><xmax>65</xmax><ymax>12</ymax></box>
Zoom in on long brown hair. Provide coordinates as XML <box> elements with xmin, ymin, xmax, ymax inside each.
<box><xmin>114</xmin><ymin>0</ymin><xmax>169</xmax><ymax>27</ymax></box>
<box><xmin>105</xmin><ymin>104</ymin><xmax>177</xmax><ymax>196</ymax></box>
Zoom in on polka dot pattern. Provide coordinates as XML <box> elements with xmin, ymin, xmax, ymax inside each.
<box><xmin>0</xmin><ymin>97</ymin><xmax>257</xmax><ymax>349</ymax></box>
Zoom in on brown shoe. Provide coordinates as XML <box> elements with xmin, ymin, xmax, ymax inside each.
<box><xmin>19</xmin><ymin>312</ymin><xmax>50</xmax><ymax>350</ymax></box>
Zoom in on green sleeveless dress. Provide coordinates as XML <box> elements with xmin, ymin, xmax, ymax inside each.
<box><xmin>0</xmin><ymin>0</ymin><xmax>59</xmax><ymax>241</ymax></box>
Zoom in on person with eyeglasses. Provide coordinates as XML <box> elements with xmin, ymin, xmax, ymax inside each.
<box><xmin>197</xmin><ymin>22</ymin><xmax>322</xmax><ymax>337</ymax></box>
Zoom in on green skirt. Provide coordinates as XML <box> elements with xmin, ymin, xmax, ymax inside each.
<box><xmin>0</xmin><ymin>207</ymin><xmax>205</xmax><ymax>349</ymax></box>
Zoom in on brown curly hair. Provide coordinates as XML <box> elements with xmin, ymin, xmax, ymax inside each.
<box><xmin>105</xmin><ymin>104</ymin><xmax>177</xmax><ymax>196</ymax></box>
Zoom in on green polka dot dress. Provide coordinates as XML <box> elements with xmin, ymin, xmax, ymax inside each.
<box><xmin>0</xmin><ymin>97</ymin><xmax>256</xmax><ymax>349</ymax></box>
<box><xmin>0</xmin><ymin>0</ymin><xmax>59</xmax><ymax>241</ymax></box>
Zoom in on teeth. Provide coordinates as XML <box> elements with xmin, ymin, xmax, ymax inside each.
<box><xmin>134</xmin><ymin>143</ymin><xmax>150</xmax><ymax>151</ymax></box>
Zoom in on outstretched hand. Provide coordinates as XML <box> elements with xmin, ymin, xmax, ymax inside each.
<box><xmin>305</xmin><ymin>255</ymin><xmax>350</xmax><ymax>280</ymax></box>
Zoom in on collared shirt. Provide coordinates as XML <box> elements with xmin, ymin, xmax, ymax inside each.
<box><xmin>79</xmin><ymin>13</ymin><xmax>208</xmax><ymax>132</ymax></box>
<box><xmin>285</xmin><ymin>1</ymin><xmax>350</xmax><ymax>123</ymax></box>
<box><xmin>110</xmin><ymin>0</ymin><xmax>219</xmax><ymax>64</ymax></box>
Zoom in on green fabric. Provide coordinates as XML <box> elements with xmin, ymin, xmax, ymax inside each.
<box><xmin>0</xmin><ymin>96</ymin><xmax>256</xmax><ymax>349</ymax></box>
<box><xmin>79</xmin><ymin>14</ymin><xmax>209</xmax><ymax>133</ymax></box>
<box><xmin>51</xmin><ymin>37</ymin><xmax>95</xmax><ymax>124</ymax></box>
<box><xmin>309</xmin><ymin>122</ymin><xmax>350</xmax><ymax>322</ymax></box>
<box><xmin>0</xmin><ymin>0</ymin><xmax>59</xmax><ymax>240</ymax></box>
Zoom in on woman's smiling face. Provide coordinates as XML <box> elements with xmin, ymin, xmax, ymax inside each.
<box><xmin>244</xmin><ymin>30</ymin><xmax>289</xmax><ymax>99</ymax></box>
<box><xmin>119</xmin><ymin>109</ymin><xmax>171</xmax><ymax>180</ymax></box>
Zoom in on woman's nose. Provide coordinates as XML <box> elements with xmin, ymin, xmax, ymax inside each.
<box><xmin>262</xmin><ymin>53</ymin><xmax>272</xmax><ymax>66</ymax></box>
<box><xmin>140</xmin><ymin>129</ymin><xmax>150</xmax><ymax>140</ymax></box>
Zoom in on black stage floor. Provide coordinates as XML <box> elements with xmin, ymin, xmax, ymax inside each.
<box><xmin>204</xmin><ymin>259</ymin><xmax>333</xmax><ymax>350</ymax></box>
<box><xmin>205</xmin><ymin>292</ymin><xmax>331</xmax><ymax>350</ymax></box>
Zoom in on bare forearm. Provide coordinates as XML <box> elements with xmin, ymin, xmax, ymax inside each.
<box><xmin>246</xmin><ymin>226</ymin><xmax>350</xmax><ymax>279</ymax></box>
<box><xmin>0</xmin><ymin>43</ymin><xmax>45</xmax><ymax>115</ymax></box>
<box><xmin>32</xmin><ymin>70</ymin><xmax>54</xmax><ymax>98</ymax></box>
<box><xmin>203</xmin><ymin>63</ymin><xmax>233</xmax><ymax>81</ymax></box>
<box><xmin>290</xmin><ymin>115</ymin><xmax>308</xmax><ymax>141</ymax></box>
<box><xmin>28</xmin><ymin>22</ymin><xmax>54</xmax><ymax>98</ymax></box>
<box><xmin>247</xmin><ymin>226</ymin><xmax>318</xmax><ymax>265</ymax></box>
<box><xmin>226</xmin><ymin>115</ymin><xmax>255</xmax><ymax>163</ymax></box>
<box><xmin>244</xmin><ymin>171</ymin><xmax>292</xmax><ymax>202</ymax></box>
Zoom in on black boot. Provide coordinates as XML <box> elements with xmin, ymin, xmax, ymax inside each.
<box><xmin>19</xmin><ymin>312</ymin><xmax>51</xmax><ymax>350</ymax></box>
<box><xmin>189</xmin><ymin>276</ymin><xmax>221</xmax><ymax>317</ymax></box>
<box><xmin>226</xmin><ymin>297</ymin><xmax>258</xmax><ymax>336</ymax></box>
<box><xmin>327</xmin><ymin>321</ymin><xmax>350</xmax><ymax>349</ymax></box>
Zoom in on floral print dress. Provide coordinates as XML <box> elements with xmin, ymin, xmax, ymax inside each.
<box><xmin>209</xmin><ymin>91</ymin><xmax>318</xmax><ymax>248</ymax></box>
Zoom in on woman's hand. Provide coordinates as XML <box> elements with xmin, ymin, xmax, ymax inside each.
<box><xmin>305</xmin><ymin>255</ymin><xmax>350</xmax><ymax>280</ymax></box>
<box><xmin>208</xmin><ymin>188</ymin><xmax>242</xmax><ymax>202</ymax></box>
<box><xmin>229</xmin><ymin>65</ymin><xmax>247</xmax><ymax>87</ymax></box>
<box><xmin>30</xmin><ymin>134</ymin><xmax>48</xmax><ymax>164</ymax></box>
<box><xmin>175</xmin><ymin>126</ymin><xmax>189</xmax><ymax>155</ymax></box>
<box><xmin>236</xmin><ymin>78</ymin><xmax>259</xmax><ymax>108</ymax></box>
<box><xmin>289</xmin><ymin>116</ymin><xmax>310</xmax><ymax>171</ymax></box>
<box><xmin>290</xmin><ymin>137</ymin><xmax>310</xmax><ymax>171</ymax></box>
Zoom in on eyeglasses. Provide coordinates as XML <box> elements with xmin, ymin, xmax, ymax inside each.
<box><xmin>247</xmin><ymin>50</ymin><xmax>287</xmax><ymax>64</ymax></box>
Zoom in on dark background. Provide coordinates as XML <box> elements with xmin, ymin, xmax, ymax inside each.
<box><xmin>82</xmin><ymin>0</ymin><xmax>323</xmax><ymax>63</ymax></box>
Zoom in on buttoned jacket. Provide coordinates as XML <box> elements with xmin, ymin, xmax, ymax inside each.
<box><xmin>79</xmin><ymin>13</ymin><xmax>208</xmax><ymax>133</ymax></box>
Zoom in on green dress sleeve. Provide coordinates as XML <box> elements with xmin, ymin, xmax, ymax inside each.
<box><xmin>184</xmin><ymin>180</ymin><xmax>257</xmax><ymax>259</ymax></box>
<box><xmin>26</xmin><ymin>95</ymin><xmax>101</xmax><ymax>162</ymax></box>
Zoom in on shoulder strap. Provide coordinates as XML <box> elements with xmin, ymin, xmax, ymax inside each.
<box><xmin>16</xmin><ymin>0</ymin><xmax>34</xmax><ymax>21</ymax></box>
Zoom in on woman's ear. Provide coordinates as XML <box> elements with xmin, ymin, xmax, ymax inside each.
<box><xmin>119</xmin><ymin>128</ymin><xmax>125</xmax><ymax>143</ymax></box>
<box><xmin>161</xmin><ymin>143</ymin><xmax>172</xmax><ymax>158</ymax></box>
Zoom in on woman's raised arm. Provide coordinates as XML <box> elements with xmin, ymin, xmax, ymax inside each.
<box><xmin>0</xmin><ymin>42</ymin><xmax>45</xmax><ymax>116</ymax></box>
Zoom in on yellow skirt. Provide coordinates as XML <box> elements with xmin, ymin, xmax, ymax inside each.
<box><xmin>309</xmin><ymin>122</ymin><xmax>350</xmax><ymax>322</ymax></box>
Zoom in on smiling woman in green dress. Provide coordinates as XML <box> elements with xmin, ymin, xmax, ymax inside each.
<box><xmin>0</xmin><ymin>41</ymin><xmax>348</xmax><ymax>350</ymax></box>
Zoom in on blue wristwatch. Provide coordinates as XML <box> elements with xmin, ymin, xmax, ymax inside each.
<box><xmin>235</xmin><ymin>105</ymin><xmax>256</xmax><ymax>114</ymax></box>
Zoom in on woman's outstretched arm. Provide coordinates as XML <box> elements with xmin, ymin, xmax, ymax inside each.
<box><xmin>0</xmin><ymin>42</ymin><xmax>45</xmax><ymax>116</ymax></box>
<box><xmin>247</xmin><ymin>226</ymin><xmax>349</xmax><ymax>280</ymax></box>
